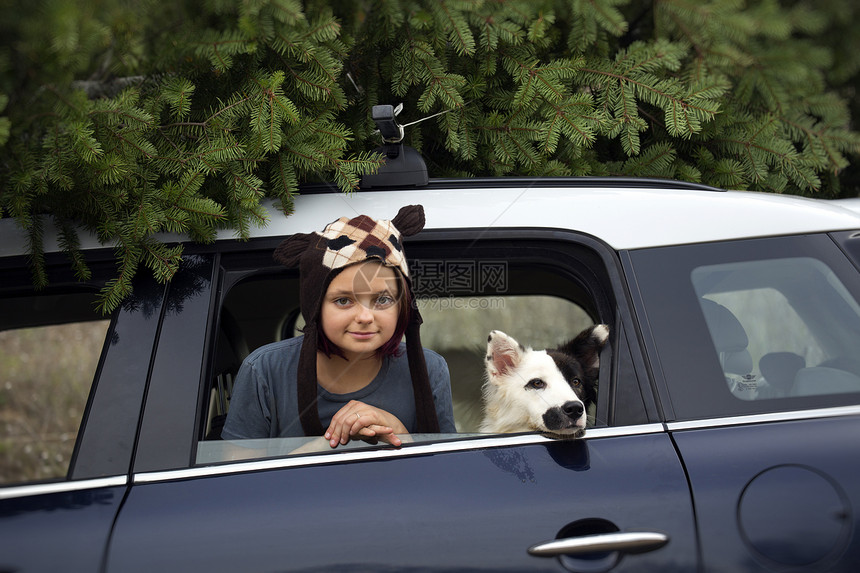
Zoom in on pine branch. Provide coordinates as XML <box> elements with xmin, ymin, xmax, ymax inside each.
<box><xmin>3</xmin><ymin>0</ymin><xmax>860</xmax><ymax>314</ymax></box>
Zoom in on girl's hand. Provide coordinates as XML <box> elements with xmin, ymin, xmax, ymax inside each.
<box><xmin>325</xmin><ymin>400</ymin><xmax>408</xmax><ymax>448</ymax></box>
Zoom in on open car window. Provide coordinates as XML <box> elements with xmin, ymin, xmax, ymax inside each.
<box><xmin>196</xmin><ymin>235</ymin><xmax>616</xmax><ymax>465</ymax></box>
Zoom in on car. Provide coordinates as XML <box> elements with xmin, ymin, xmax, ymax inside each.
<box><xmin>3</xmin><ymin>161</ymin><xmax>860</xmax><ymax>572</ymax></box>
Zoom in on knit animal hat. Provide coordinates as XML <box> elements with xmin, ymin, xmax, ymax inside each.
<box><xmin>273</xmin><ymin>204</ymin><xmax>439</xmax><ymax>436</ymax></box>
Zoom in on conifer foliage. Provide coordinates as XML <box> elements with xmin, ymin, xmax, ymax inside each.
<box><xmin>1</xmin><ymin>0</ymin><xmax>859</xmax><ymax>312</ymax></box>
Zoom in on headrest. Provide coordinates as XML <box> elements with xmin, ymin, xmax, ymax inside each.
<box><xmin>793</xmin><ymin>367</ymin><xmax>860</xmax><ymax>396</ymax></box>
<box><xmin>759</xmin><ymin>352</ymin><xmax>805</xmax><ymax>392</ymax></box>
<box><xmin>700</xmin><ymin>298</ymin><xmax>748</xmax><ymax>353</ymax></box>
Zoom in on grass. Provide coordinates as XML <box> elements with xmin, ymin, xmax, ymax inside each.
<box><xmin>0</xmin><ymin>320</ymin><xmax>110</xmax><ymax>484</ymax></box>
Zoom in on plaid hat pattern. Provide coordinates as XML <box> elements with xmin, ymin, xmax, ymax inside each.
<box><xmin>273</xmin><ymin>205</ymin><xmax>439</xmax><ymax>436</ymax></box>
<box><xmin>318</xmin><ymin>214</ymin><xmax>410</xmax><ymax>278</ymax></box>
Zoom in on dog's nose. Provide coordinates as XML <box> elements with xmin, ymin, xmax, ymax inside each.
<box><xmin>562</xmin><ymin>401</ymin><xmax>584</xmax><ymax>419</ymax></box>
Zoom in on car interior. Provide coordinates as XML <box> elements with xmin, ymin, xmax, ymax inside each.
<box><xmin>694</xmin><ymin>257</ymin><xmax>860</xmax><ymax>401</ymax></box>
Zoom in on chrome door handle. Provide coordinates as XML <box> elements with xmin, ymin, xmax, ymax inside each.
<box><xmin>528</xmin><ymin>531</ymin><xmax>669</xmax><ymax>557</ymax></box>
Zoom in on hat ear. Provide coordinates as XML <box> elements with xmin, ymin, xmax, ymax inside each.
<box><xmin>273</xmin><ymin>233</ymin><xmax>314</xmax><ymax>267</ymax></box>
<box><xmin>391</xmin><ymin>205</ymin><xmax>425</xmax><ymax>237</ymax></box>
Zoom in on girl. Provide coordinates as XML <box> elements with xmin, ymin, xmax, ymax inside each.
<box><xmin>222</xmin><ymin>205</ymin><xmax>456</xmax><ymax>447</ymax></box>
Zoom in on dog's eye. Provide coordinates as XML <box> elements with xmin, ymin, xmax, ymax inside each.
<box><xmin>572</xmin><ymin>378</ymin><xmax>582</xmax><ymax>388</ymax></box>
<box><xmin>525</xmin><ymin>379</ymin><xmax>547</xmax><ymax>390</ymax></box>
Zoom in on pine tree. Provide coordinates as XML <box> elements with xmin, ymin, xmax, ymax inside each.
<box><xmin>1</xmin><ymin>0</ymin><xmax>859</xmax><ymax>312</ymax></box>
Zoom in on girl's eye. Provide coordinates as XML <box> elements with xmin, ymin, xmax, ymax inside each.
<box><xmin>333</xmin><ymin>297</ymin><xmax>352</xmax><ymax>307</ymax></box>
<box><xmin>375</xmin><ymin>294</ymin><xmax>396</xmax><ymax>308</ymax></box>
<box><xmin>525</xmin><ymin>379</ymin><xmax>547</xmax><ymax>390</ymax></box>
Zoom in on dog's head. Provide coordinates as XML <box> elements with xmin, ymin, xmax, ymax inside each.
<box><xmin>482</xmin><ymin>325</ymin><xmax>610</xmax><ymax>438</ymax></box>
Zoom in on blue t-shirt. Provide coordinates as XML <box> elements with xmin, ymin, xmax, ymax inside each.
<box><xmin>222</xmin><ymin>336</ymin><xmax>456</xmax><ymax>439</ymax></box>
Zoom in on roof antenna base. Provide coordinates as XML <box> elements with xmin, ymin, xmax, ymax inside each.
<box><xmin>360</xmin><ymin>104</ymin><xmax>428</xmax><ymax>189</ymax></box>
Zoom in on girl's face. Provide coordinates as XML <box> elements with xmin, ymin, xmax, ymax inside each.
<box><xmin>320</xmin><ymin>261</ymin><xmax>401</xmax><ymax>360</ymax></box>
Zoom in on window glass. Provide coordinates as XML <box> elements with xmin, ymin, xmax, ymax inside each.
<box><xmin>692</xmin><ymin>257</ymin><xmax>860</xmax><ymax>401</ymax></box>
<box><xmin>704</xmin><ymin>288</ymin><xmax>825</xmax><ymax>368</ymax></box>
<box><xmin>629</xmin><ymin>233</ymin><xmax>860</xmax><ymax>421</ymax></box>
<box><xmin>0</xmin><ymin>295</ymin><xmax>109</xmax><ymax>485</ymax></box>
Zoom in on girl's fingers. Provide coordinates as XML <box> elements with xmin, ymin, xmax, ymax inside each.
<box><xmin>358</xmin><ymin>425</ymin><xmax>401</xmax><ymax>447</ymax></box>
<box><xmin>325</xmin><ymin>404</ymin><xmax>364</xmax><ymax>445</ymax></box>
<box><xmin>325</xmin><ymin>415</ymin><xmax>352</xmax><ymax>447</ymax></box>
<box><xmin>349</xmin><ymin>411</ymin><xmax>385</xmax><ymax>435</ymax></box>
<box><xmin>325</xmin><ymin>402</ymin><xmax>403</xmax><ymax>448</ymax></box>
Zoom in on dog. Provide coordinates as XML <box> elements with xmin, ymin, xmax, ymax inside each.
<box><xmin>480</xmin><ymin>324</ymin><xmax>609</xmax><ymax>438</ymax></box>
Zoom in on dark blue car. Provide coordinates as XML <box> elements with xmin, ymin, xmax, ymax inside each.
<box><xmin>2</xmin><ymin>178</ymin><xmax>860</xmax><ymax>572</ymax></box>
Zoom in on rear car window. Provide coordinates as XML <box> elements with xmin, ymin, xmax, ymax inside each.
<box><xmin>0</xmin><ymin>293</ymin><xmax>110</xmax><ymax>485</ymax></box>
<box><xmin>628</xmin><ymin>233</ymin><xmax>860</xmax><ymax>420</ymax></box>
<box><xmin>693</xmin><ymin>257</ymin><xmax>860</xmax><ymax>401</ymax></box>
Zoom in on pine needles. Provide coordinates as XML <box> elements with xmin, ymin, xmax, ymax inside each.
<box><xmin>1</xmin><ymin>0</ymin><xmax>859</xmax><ymax>312</ymax></box>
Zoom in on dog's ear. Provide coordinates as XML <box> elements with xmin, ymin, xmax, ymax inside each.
<box><xmin>485</xmin><ymin>330</ymin><xmax>525</xmax><ymax>378</ymax></box>
<box><xmin>556</xmin><ymin>324</ymin><xmax>610</xmax><ymax>381</ymax></box>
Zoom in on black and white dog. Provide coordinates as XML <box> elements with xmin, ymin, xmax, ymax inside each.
<box><xmin>480</xmin><ymin>325</ymin><xmax>609</xmax><ymax>438</ymax></box>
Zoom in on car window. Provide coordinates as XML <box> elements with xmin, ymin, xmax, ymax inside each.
<box><xmin>0</xmin><ymin>293</ymin><xmax>110</xmax><ymax>485</ymax></box>
<box><xmin>693</xmin><ymin>257</ymin><xmax>860</xmax><ymax>401</ymax></box>
<box><xmin>197</xmin><ymin>235</ymin><xmax>617</xmax><ymax>464</ymax></box>
<box><xmin>420</xmin><ymin>294</ymin><xmax>595</xmax><ymax>432</ymax></box>
<box><xmin>629</xmin><ymin>233</ymin><xmax>860</xmax><ymax>420</ymax></box>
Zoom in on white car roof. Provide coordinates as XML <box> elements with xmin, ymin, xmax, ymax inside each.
<box><xmin>3</xmin><ymin>181</ymin><xmax>860</xmax><ymax>257</ymax></box>
<box><xmin>229</xmin><ymin>184</ymin><xmax>860</xmax><ymax>250</ymax></box>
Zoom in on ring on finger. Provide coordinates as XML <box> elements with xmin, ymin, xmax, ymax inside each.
<box><xmin>355</xmin><ymin>412</ymin><xmax>361</xmax><ymax>421</ymax></box>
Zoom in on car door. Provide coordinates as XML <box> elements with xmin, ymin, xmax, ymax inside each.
<box><xmin>105</xmin><ymin>231</ymin><xmax>700</xmax><ymax>572</ymax></box>
<box><xmin>0</xmin><ymin>258</ymin><xmax>164</xmax><ymax>572</ymax></box>
<box><xmin>627</xmin><ymin>232</ymin><xmax>860</xmax><ymax>572</ymax></box>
